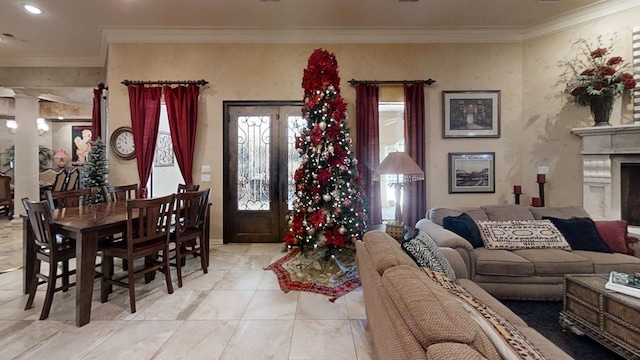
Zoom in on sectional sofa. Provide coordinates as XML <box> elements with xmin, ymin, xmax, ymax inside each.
<box><xmin>356</xmin><ymin>230</ymin><xmax>571</xmax><ymax>359</ymax></box>
<box><xmin>415</xmin><ymin>204</ymin><xmax>640</xmax><ymax>300</ymax></box>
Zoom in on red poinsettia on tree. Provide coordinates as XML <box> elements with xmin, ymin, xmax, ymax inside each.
<box><xmin>284</xmin><ymin>49</ymin><xmax>368</xmax><ymax>250</ymax></box>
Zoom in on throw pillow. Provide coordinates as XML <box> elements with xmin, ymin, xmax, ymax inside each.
<box><xmin>402</xmin><ymin>231</ymin><xmax>457</xmax><ymax>280</ymax></box>
<box><xmin>476</xmin><ymin>220</ymin><xmax>571</xmax><ymax>251</ymax></box>
<box><xmin>423</xmin><ymin>268</ymin><xmax>547</xmax><ymax>360</ymax></box>
<box><xmin>543</xmin><ymin>217</ymin><xmax>611</xmax><ymax>253</ymax></box>
<box><xmin>443</xmin><ymin>213</ymin><xmax>484</xmax><ymax>248</ymax></box>
<box><xmin>594</xmin><ymin>220</ymin><xmax>633</xmax><ymax>255</ymax></box>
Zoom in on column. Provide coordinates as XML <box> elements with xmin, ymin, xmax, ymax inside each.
<box><xmin>13</xmin><ymin>91</ymin><xmax>40</xmax><ymax>212</ymax></box>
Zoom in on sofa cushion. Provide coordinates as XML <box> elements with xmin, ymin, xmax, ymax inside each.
<box><xmin>476</xmin><ymin>220</ymin><xmax>571</xmax><ymax>251</ymax></box>
<box><xmin>481</xmin><ymin>205</ymin><xmax>535</xmax><ymax>221</ymax></box>
<box><xmin>402</xmin><ymin>231</ymin><xmax>457</xmax><ymax>280</ymax></box>
<box><xmin>427</xmin><ymin>343</ymin><xmax>488</xmax><ymax>360</ymax></box>
<box><xmin>428</xmin><ymin>207</ymin><xmax>489</xmax><ymax>226</ymax></box>
<box><xmin>571</xmin><ymin>250</ymin><xmax>640</xmax><ymax>274</ymax></box>
<box><xmin>423</xmin><ymin>268</ymin><xmax>547</xmax><ymax>360</ymax></box>
<box><xmin>362</xmin><ymin>230</ymin><xmax>418</xmax><ymax>275</ymax></box>
<box><xmin>543</xmin><ymin>217</ymin><xmax>611</xmax><ymax>253</ymax></box>
<box><xmin>382</xmin><ymin>266</ymin><xmax>500</xmax><ymax>359</ymax></box>
<box><xmin>512</xmin><ymin>249</ymin><xmax>593</xmax><ymax>275</ymax></box>
<box><xmin>473</xmin><ymin>248</ymin><xmax>535</xmax><ymax>276</ymax></box>
<box><xmin>528</xmin><ymin>206</ymin><xmax>590</xmax><ymax>220</ymax></box>
<box><xmin>595</xmin><ymin>220</ymin><xmax>634</xmax><ymax>255</ymax></box>
<box><xmin>443</xmin><ymin>213</ymin><xmax>484</xmax><ymax>248</ymax></box>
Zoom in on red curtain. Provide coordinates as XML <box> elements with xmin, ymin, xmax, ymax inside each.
<box><xmin>355</xmin><ymin>84</ymin><xmax>382</xmax><ymax>225</ymax></box>
<box><xmin>91</xmin><ymin>88</ymin><xmax>102</xmax><ymax>141</ymax></box>
<box><xmin>163</xmin><ymin>85</ymin><xmax>199</xmax><ymax>186</ymax></box>
<box><xmin>403</xmin><ymin>84</ymin><xmax>426</xmax><ymax>227</ymax></box>
<box><xmin>127</xmin><ymin>85</ymin><xmax>162</xmax><ymax>198</ymax></box>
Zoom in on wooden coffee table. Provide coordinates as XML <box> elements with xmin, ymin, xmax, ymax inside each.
<box><xmin>560</xmin><ymin>274</ymin><xmax>640</xmax><ymax>359</ymax></box>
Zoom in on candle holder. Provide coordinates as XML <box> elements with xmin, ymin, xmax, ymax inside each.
<box><xmin>536</xmin><ymin>176</ymin><xmax>546</xmax><ymax>207</ymax></box>
<box><xmin>513</xmin><ymin>185</ymin><xmax>522</xmax><ymax>205</ymax></box>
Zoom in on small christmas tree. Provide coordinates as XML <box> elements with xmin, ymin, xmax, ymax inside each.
<box><xmin>82</xmin><ymin>138</ymin><xmax>108</xmax><ymax>203</ymax></box>
<box><xmin>284</xmin><ymin>49</ymin><xmax>368</xmax><ymax>251</ymax></box>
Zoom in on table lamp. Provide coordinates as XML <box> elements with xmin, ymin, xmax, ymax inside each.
<box><xmin>374</xmin><ymin>152</ymin><xmax>424</xmax><ymax>237</ymax></box>
<box><xmin>54</xmin><ymin>149</ymin><xmax>69</xmax><ymax>168</ymax></box>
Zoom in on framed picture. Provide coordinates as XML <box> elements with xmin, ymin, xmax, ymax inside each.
<box><xmin>448</xmin><ymin>152</ymin><xmax>495</xmax><ymax>194</ymax></box>
<box><xmin>71</xmin><ymin>126</ymin><xmax>92</xmax><ymax>163</ymax></box>
<box><xmin>154</xmin><ymin>132</ymin><xmax>174</xmax><ymax>167</ymax></box>
<box><xmin>442</xmin><ymin>90</ymin><xmax>500</xmax><ymax>138</ymax></box>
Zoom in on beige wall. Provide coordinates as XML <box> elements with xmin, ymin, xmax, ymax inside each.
<box><xmin>105</xmin><ymin>9</ymin><xmax>639</xmax><ymax>237</ymax></box>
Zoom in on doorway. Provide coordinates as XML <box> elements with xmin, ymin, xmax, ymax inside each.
<box><xmin>223</xmin><ymin>101</ymin><xmax>303</xmax><ymax>243</ymax></box>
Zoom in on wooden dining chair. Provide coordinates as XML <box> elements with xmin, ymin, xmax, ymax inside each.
<box><xmin>100</xmin><ymin>193</ymin><xmax>176</xmax><ymax>313</ymax></box>
<box><xmin>65</xmin><ymin>168</ymin><xmax>80</xmax><ymax>190</ymax></box>
<box><xmin>103</xmin><ymin>184</ymin><xmax>138</xmax><ymax>202</ymax></box>
<box><xmin>45</xmin><ymin>187</ymin><xmax>95</xmax><ymax>209</ymax></box>
<box><xmin>21</xmin><ymin>198</ymin><xmax>76</xmax><ymax>320</ymax></box>
<box><xmin>171</xmin><ymin>188</ymin><xmax>210</xmax><ymax>287</ymax></box>
<box><xmin>177</xmin><ymin>183</ymin><xmax>200</xmax><ymax>193</ymax></box>
<box><xmin>51</xmin><ymin>170</ymin><xmax>68</xmax><ymax>192</ymax></box>
<box><xmin>0</xmin><ymin>173</ymin><xmax>13</xmax><ymax>219</ymax></box>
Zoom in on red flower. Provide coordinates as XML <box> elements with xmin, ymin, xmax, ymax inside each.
<box><xmin>580</xmin><ymin>68</ymin><xmax>596</xmax><ymax>76</ymax></box>
<box><xmin>620</xmin><ymin>72</ymin><xmax>637</xmax><ymax>90</ymax></box>
<box><xmin>607</xmin><ymin>56</ymin><xmax>623</xmax><ymax>66</ymax></box>
<box><xmin>317</xmin><ymin>168</ymin><xmax>332</xmax><ymax>184</ymax></box>
<box><xmin>309</xmin><ymin>210</ymin><xmax>326</xmax><ymax>227</ymax></box>
<box><xmin>599</xmin><ymin>66</ymin><xmax>616</xmax><ymax>77</ymax></box>
<box><xmin>309</xmin><ymin>125</ymin><xmax>323</xmax><ymax>145</ymax></box>
<box><xmin>294</xmin><ymin>168</ymin><xmax>304</xmax><ymax>181</ymax></box>
<box><xmin>590</xmin><ymin>48</ymin><xmax>607</xmax><ymax>58</ymax></box>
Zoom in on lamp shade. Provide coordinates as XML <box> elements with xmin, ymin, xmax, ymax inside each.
<box><xmin>374</xmin><ymin>152</ymin><xmax>424</xmax><ymax>182</ymax></box>
<box><xmin>54</xmin><ymin>150</ymin><xmax>69</xmax><ymax>159</ymax></box>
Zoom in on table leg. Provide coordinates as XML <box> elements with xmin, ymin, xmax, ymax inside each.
<box><xmin>76</xmin><ymin>231</ymin><xmax>98</xmax><ymax>327</ymax></box>
<box><xmin>22</xmin><ymin>217</ymin><xmax>35</xmax><ymax>295</ymax></box>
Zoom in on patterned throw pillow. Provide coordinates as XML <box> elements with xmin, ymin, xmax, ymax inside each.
<box><xmin>402</xmin><ymin>231</ymin><xmax>457</xmax><ymax>280</ymax></box>
<box><xmin>423</xmin><ymin>268</ymin><xmax>547</xmax><ymax>360</ymax></box>
<box><xmin>476</xmin><ymin>220</ymin><xmax>571</xmax><ymax>251</ymax></box>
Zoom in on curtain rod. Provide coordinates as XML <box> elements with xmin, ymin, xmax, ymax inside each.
<box><xmin>347</xmin><ymin>79</ymin><xmax>436</xmax><ymax>86</ymax></box>
<box><xmin>121</xmin><ymin>79</ymin><xmax>209</xmax><ymax>86</ymax></box>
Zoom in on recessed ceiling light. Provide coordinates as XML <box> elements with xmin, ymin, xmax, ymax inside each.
<box><xmin>23</xmin><ymin>4</ymin><xmax>43</xmax><ymax>15</ymax></box>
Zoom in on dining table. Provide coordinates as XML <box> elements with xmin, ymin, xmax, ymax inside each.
<box><xmin>22</xmin><ymin>199</ymin><xmax>212</xmax><ymax>327</ymax></box>
<box><xmin>23</xmin><ymin>202</ymin><xmax>129</xmax><ymax>326</ymax></box>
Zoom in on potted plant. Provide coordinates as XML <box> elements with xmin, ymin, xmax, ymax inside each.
<box><xmin>563</xmin><ymin>37</ymin><xmax>637</xmax><ymax>126</ymax></box>
<box><xmin>2</xmin><ymin>145</ymin><xmax>53</xmax><ymax>171</ymax></box>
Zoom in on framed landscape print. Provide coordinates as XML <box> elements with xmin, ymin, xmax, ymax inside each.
<box><xmin>154</xmin><ymin>132</ymin><xmax>174</xmax><ymax>167</ymax></box>
<box><xmin>448</xmin><ymin>152</ymin><xmax>495</xmax><ymax>194</ymax></box>
<box><xmin>442</xmin><ymin>90</ymin><xmax>500</xmax><ymax>138</ymax></box>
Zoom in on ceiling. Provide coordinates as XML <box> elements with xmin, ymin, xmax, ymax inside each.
<box><xmin>0</xmin><ymin>0</ymin><xmax>620</xmax><ymax>68</ymax></box>
<box><xmin>0</xmin><ymin>0</ymin><xmax>635</xmax><ymax>109</ymax></box>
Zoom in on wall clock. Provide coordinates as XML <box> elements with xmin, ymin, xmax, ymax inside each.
<box><xmin>110</xmin><ymin>126</ymin><xmax>136</xmax><ymax>160</ymax></box>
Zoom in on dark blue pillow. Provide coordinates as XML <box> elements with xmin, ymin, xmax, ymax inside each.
<box><xmin>543</xmin><ymin>216</ymin><xmax>612</xmax><ymax>253</ymax></box>
<box><xmin>442</xmin><ymin>213</ymin><xmax>483</xmax><ymax>248</ymax></box>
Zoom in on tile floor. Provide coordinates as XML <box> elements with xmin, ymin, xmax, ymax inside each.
<box><xmin>0</xmin><ymin>218</ymin><xmax>376</xmax><ymax>360</ymax></box>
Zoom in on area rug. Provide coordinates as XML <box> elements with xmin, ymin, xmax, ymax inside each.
<box><xmin>502</xmin><ymin>300</ymin><xmax>623</xmax><ymax>359</ymax></box>
<box><xmin>265</xmin><ymin>247</ymin><xmax>360</xmax><ymax>300</ymax></box>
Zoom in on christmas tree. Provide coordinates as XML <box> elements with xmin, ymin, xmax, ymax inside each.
<box><xmin>284</xmin><ymin>49</ymin><xmax>368</xmax><ymax>251</ymax></box>
<box><xmin>82</xmin><ymin>138</ymin><xmax>108</xmax><ymax>203</ymax></box>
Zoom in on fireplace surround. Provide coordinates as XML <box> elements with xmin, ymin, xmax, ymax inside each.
<box><xmin>572</xmin><ymin>125</ymin><xmax>640</xmax><ymax>226</ymax></box>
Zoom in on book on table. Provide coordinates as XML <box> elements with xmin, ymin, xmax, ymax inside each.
<box><xmin>605</xmin><ymin>271</ymin><xmax>640</xmax><ymax>299</ymax></box>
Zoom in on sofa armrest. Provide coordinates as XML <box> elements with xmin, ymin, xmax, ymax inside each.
<box><xmin>440</xmin><ymin>247</ymin><xmax>470</xmax><ymax>279</ymax></box>
<box><xmin>416</xmin><ymin>219</ymin><xmax>473</xmax><ymax>251</ymax></box>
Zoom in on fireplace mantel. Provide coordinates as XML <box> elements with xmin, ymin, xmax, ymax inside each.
<box><xmin>572</xmin><ymin>124</ymin><xmax>640</xmax><ymax>221</ymax></box>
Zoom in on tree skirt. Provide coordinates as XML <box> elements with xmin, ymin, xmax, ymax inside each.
<box><xmin>265</xmin><ymin>247</ymin><xmax>360</xmax><ymax>300</ymax></box>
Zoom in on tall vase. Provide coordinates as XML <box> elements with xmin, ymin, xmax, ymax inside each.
<box><xmin>589</xmin><ymin>95</ymin><xmax>614</xmax><ymax>127</ymax></box>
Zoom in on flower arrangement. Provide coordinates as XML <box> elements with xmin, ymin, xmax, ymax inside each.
<box><xmin>564</xmin><ymin>38</ymin><xmax>636</xmax><ymax>106</ymax></box>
